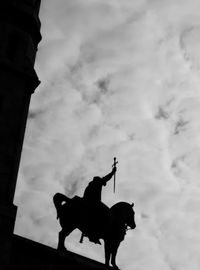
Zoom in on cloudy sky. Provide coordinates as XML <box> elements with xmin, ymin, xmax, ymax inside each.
<box><xmin>14</xmin><ymin>0</ymin><xmax>200</xmax><ymax>269</ymax></box>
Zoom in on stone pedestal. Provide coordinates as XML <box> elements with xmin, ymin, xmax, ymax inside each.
<box><xmin>11</xmin><ymin>235</ymin><xmax>113</xmax><ymax>270</ymax></box>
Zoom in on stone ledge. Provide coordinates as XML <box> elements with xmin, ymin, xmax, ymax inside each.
<box><xmin>11</xmin><ymin>234</ymin><xmax>113</xmax><ymax>270</ymax></box>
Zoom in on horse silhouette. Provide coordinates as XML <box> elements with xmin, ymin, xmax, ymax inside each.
<box><xmin>53</xmin><ymin>193</ymin><xmax>136</xmax><ymax>269</ymax></box>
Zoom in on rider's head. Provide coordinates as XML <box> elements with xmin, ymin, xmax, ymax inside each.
<box><xmin>93</xmin><ymin>176</ymin><xmax>107</xmax><ymax>186</ymax></box>
<box><xmin>93</xmin><ymin>176</ymin><xmax>101</xmax><ymax>182</ymax></box>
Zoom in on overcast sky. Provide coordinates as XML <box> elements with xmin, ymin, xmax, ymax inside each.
<box><xmin>14</xmin><ymin>1</ymin><xmax>200</xmax><ymax>269</ymax></box>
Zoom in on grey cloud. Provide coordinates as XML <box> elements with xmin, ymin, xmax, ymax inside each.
<box><xmin>64</xmin><ymin>177</ymin><xmax>82</xmax><ymax>198</ymax></box>
<box><xmin>155</xmin><ymin>107</ymin><xmax>169</xmax><ymax>120</ymax></box>
<box><xmin>28</xmin><ymin>109</ymin><xmax>44</xmax><ymax>120</ymax></box>
<box><xmin>96</xmin><ymin>76</ymin><xmax>110</xmax><ymax>95</ymax></box>
<box><xmin>174</xmin><ymin>118</ymin><xmax>189</xmax><ymax>135</ymax></box>
<box><xmin>180</xmin><ymin>25</ymin><xmax>200</xmax><ymax>70</ymax></box>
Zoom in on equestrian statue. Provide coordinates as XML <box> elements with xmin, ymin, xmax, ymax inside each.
<box><xmin>53</xmin><ymin>158</ymin><xmax>136</xmax><ymax>269</ymax></box>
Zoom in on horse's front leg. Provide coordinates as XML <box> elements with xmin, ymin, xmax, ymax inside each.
<box><xmin>104</xmin><ymin>240</ymin><xmax>111</xmax><ymax>267</ymax></box>
<box><xmin>111</xmin><ymin>242</ymin><xmax>120</xmax><ymax>270</ymax></box>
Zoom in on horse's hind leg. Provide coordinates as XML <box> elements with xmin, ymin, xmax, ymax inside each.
<box><xmin>57</xmin><ymin>229</ymin><xmax>68</xmax><ymax>251</ymax></box>
<box><xmin>58</xmin><ymin>226</ymin><xmax>74</xmax><ymax>251</ymax></box>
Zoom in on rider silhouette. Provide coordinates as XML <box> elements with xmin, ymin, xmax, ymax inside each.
<box><xmin>83</xmin><ymin>167</ymin><xmax>116</xmax><ymax>203</ymax></box>
<box><xmin>82</xmin><ymin>167</ymin><xmax>117</xmax><ymax>244</ymax></box>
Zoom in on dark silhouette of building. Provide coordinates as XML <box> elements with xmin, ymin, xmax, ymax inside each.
<box><xmin>0</xmin><ymin>1</ymin><xmax>41</xmax><ymax>269</ymax></box>
<box><xmin>0</xmin><ymin>1</ymin><xmax>113</xmax><ymax>269</ymax></box>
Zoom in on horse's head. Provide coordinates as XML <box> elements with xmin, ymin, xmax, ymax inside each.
<box><xmin>110</xmin><ymin>201</ymin><xmax>136</xmax><ymax>230</ymax></box>
<box><xmin>126</xmin><ymin>203</ymin><xmax>136</xmax><ymax>230</ymax></box>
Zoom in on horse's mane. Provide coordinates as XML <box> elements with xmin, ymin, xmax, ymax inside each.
<box><xmin>110</xmin><ymin>201</ymin><xmax>134</xmax><ymax>222</ymax></box>
<box><xmin>110</xmin><ymin>201</ymin><xmax>131</xmax><ymax>212</ymax></box>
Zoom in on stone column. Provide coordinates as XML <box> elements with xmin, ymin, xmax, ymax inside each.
<box><xmin>0</xmin><ymin>1</ymin><xmax>42</xmax><ymax>268</ymax></box>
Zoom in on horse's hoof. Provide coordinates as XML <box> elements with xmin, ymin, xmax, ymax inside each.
<box><xmin>112</xmin><ymin>265</ymin><xmax>120</xmax><ymax>270</ymax></box>
<box><xmin>57</xmin><ymin>247</ymin><xmax>67</xmax><ymax>252</ymax></box>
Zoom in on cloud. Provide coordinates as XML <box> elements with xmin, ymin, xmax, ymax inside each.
<box><xmin>14</xmin><ymin>0</ymin><xmax>200</xmax><ymax>269</ymax></box>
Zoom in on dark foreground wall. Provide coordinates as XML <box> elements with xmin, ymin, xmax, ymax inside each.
<box><xmin>10</xmin><ymin>234</ymin><xmax>112</xmax><ymax>270</ymax></box>
<box><xmin>0</xmin><ymin>1</ymin><xmax>41</xmax><ymax>268</ymax></box>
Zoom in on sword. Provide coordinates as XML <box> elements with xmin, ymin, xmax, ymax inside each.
<box><xmin>112</xmin><ymin>157</ymin><xmax>118</xmax><ymax>193</ymax></box>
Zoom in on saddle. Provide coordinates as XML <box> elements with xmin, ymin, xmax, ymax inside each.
<box><xmin>72</xmin><ymin>196</ymin><xmax>109</xmax><ymax>244</ymax></box>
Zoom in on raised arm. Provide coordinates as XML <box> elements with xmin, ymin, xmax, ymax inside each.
<box><xmin>102</xmin><ymin>167</ymin><xmax>116</xmax><ymax>185</ymax></box>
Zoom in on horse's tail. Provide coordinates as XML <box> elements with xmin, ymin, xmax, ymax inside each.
<box><xmin>53</xmin><ymin>193</ymin><xmax>69</xmax><ymax>219</ymax></box>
